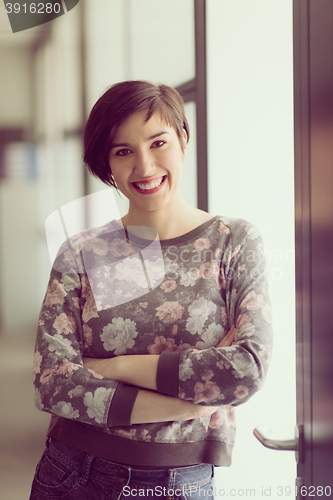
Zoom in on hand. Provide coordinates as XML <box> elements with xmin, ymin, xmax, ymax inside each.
<box><xmin>216</xmin><ymin>325</ymin><xmax>236</xmax><ymax>348</ymax></box>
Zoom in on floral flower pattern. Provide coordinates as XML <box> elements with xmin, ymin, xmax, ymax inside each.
<box><xmin>44</xmin><ymin>279</ymin><xmax>67</xmax><ymax>307</ymax></box>
<box><xmin>33</xmin><ymin>216</ymin><xmax>272</xmax><ymax>461</ymax></box>
<box><xmin>101</xmin><ymin>318</ymin><xmax>138</xmax><ymax>354</ymax></box>
<box><xmin>155</xmin><ymin>301</ymin><xmax>184</xmax><ymax>323</ymax></box>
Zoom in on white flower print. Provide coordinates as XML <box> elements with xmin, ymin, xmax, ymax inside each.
<box><xmin>180</xmin><ymin>270</ymin><xmax>197</xmax><ymax>287</ymax></box>
<box><xmin>179</xmin><ymin>358</ymin><xmax>195</xmax><ymax>381</ymax></box>
<box><xmin>84</xmin><ymin>387</ymin><xmax>112</xmax><ymax>424</ymax></box>
<box><xmin>61</xmin><ymin>272</ymin><xmax>80</xmax><ymax>292</ymax></box>
<box><xmin>101</xmin><ymin>318</ymin><xmax>138</xmax><ymax>354</ymax></box>
<box><xmin>244</xmin><ymin>223</ymin><xmax>260</xmax><ymax>240</ymax></box>
<box><xmin>163</xmin><ymin>257</ymin><xmax>179</xmax><ymax>275</ymax></box>
<box><xmin>34</xmin><ymin>388</ymin><xmax>44</xmax><ymax>410</ymax></box>
<box><xmin>195</xmin><ymin>323</ymin><xmax>224</xmax><ymax>349</ymax></box>
<box><xmin>51</xmin><ymin>401</ymin><xmax>79</xmax><ymax>419</ymax></box>
<box><xmin>33</xmin><ymin>350</ymin><xmax>42</xmax><ymax>382</ymax></box>
<box><xmin>84</xmin><ymin>237</ymin><xmax>110</xmax><ymax>256</ymax></box>
<box><xmin>144</xmin><ymin>258</ymin><xmax>165</xmax><ymax>287</ymax></box>
<box><xmin>231</xmin><ymin>352</ymin><xmax>258</xmax><ymax>379</ymax></box>
<box><xmin>156</xmin><ymin>422</ymin><xmax>193</xmax><ymax>443</ymax></box>
<box><xmin>115</xmin><ymin>257</ymin><xmax>148</xmax><ymax>288</ymax></box>
<box><xmin>44</xmin><ymin>333</ymin><xmax>77</xmax><ymax>358</ymax></box>
<box><xmin>186</xmin><ymin>297</ymin><xmax>217</xmax><ymax>335</ymax></box>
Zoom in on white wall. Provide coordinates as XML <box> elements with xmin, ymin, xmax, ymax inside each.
<box><xmin>85</xmin><ymin>0</ymin><xmax>197</xmax><ymax>214</ymax></box>
<box><xmin>0</xmin><ymin>47</ymin><xmax>32</xmax><ymax>127</ymax></box>
<box><xmin>0</xmin><ymin>182</ymin><xmax>40</xmax><ymax>333</ymax></box>
<box><xmin>207</xmin><ymin>0</ymin><xmax>296</xmax><ymax>495</ymax></box>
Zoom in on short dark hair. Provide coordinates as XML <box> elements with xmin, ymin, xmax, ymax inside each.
<box><xmin>83</xmin><ymin>80</ymin><xmax>190</xmax><ymax>188</ymax></box>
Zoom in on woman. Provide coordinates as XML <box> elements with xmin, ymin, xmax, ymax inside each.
<box><xmin>30</xmin><ymin>81</ymin><xmax>273</xmax><ymax>500</ymax></box>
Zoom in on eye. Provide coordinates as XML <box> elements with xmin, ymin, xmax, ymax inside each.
<box><xmin>151</xmin><ymin>140</ymin><xmax>166</xmax><ymax>149</ymax></box>
<box><xmin>115</xmin><ymin>148</ymin><xmax>132</xmax><ymax>157</ymax></box>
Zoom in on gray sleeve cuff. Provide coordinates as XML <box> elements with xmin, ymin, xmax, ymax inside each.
<box><xmin>156</xmin><ymin>351</ymin><xmax>182</xmax><ymax>397</ymax></box>
<box><xmin>107</xmin><ymin>383</ymin><xmax>139</xmax><ymax>427</ymax></box>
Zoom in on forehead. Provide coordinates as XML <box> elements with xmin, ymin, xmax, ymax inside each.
<box><xmin>114</xmin><ymin>109</ymin><xmax>174</xmax><ymax>138</ymax></box>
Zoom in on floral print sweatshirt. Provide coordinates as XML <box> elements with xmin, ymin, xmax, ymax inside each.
<box><xmin>33</xmin><ymin>216</ymin><xmax>273</xmax><ymax>467</ymax></box>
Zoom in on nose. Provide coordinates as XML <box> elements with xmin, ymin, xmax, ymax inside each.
<box><xmin>133</xmin><ymin>150</ymin><xmax>156</xmax><ymax>177</ymax></box>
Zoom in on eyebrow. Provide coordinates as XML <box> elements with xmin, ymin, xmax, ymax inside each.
<box><xmin>110</xmin><ymin>131</ymin><xmax>170</xmax><ymax>149</ymax></box>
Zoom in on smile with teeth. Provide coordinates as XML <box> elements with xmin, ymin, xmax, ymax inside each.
<box><xmin>133</xmin><ymin>176</ymin><xmax>166</xmax><ymax>191</ymax></box>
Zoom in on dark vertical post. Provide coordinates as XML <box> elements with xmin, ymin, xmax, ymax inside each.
<box><xmin>78</xmin><ymin>0</ymin><xmax>90</xmax><ymax>231</ymax></box>
<box><xmin>194</xmin><ymin>0</ymin><xmax>208</xmax><ymax>212</ymax></box>
<box><xmin>79</xmin><ymin>0</ymin><xmax>88</xmax><ymax>199</ymax></box>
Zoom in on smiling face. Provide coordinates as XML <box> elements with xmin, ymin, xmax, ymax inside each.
<box><xmin>109</xmin><ymin>109</ymin><xmax>187</xmax><ymax>218</ymax></box>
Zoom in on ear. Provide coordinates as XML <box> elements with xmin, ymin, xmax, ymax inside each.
<box><xmin>181</xmin><ymin>129</ymin><xmax>188</xmax><ymax>160</ymax></box>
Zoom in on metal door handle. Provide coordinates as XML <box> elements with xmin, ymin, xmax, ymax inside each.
<box><xmin>253</xmin><ymin>424</ymin><xmax>303</xmax><ymax>463</ymax></box>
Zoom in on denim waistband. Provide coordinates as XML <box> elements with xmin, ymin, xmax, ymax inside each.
<box><xmin>48</xmin><ymin>437</ymin><xmax>213</xmax><ymax>488</ymax></box>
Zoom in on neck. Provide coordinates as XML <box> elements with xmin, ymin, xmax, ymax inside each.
<box><xmin>121</xmin><ymin>199</ymin><xmax>206</xmax><ymax>240</ymax></box>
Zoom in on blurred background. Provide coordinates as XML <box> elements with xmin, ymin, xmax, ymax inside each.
<box><xmin>0</xmin><ymin>0</ymin><xmax>295</xmax><ymax>498</ymax></box>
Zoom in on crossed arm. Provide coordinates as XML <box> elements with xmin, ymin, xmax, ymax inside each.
<box><xmin>83</xmin><ymin>326</ymin><xmax>236</xmax><ymax>424</ymax></box>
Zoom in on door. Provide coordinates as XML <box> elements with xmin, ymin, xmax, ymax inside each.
<box><xmin>255</xmin><ymin>0</ymin><xmax>333</xmax><ymax>492</ymax></box>
<box><xmin>294</xmin><ymin>0</ymin><xmax>333</xmax><ymax>491</ymax></box>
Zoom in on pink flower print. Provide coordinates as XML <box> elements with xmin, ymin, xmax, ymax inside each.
<box><xmin>194</xmin><ymin>238</ymin><xmax>210</xmax><ymax>251</ymax></box>
<box><xmin>261</xmin><ymin>303</ymin><xmax>272</xmax><ymax>323</ymax></box>
<box><xmin>209</xmin><ymin>408</ymin><xmax>224</xmax><ymax>429</ymax></box>
<box><xmin>234</xmin><ymin>385</ymin><xmax>249</xmax><ymax>399</ymax></box>
<box><xmin>155</xmin><ymin>301</ymin><xmax>184</xmax><ymax>323</ymax></box>
<box><xmin>171</xmin><ymin>324</ymin><xmax>178</xmax><ymax>335</ymax></box>
<box><xmin>194</xmin><ymin>380</ymin><xmax>224</xmax><ymax>404</ymax></box>
<box><xmin>82</xmin><ymin>291</ymin><xmax>99</xmax><ymax>323</ymax></box>
<box><xmin>216</xmin><ymin>268</ymin><xmax>226</xmax><ymax>290</ymax></box>
<box><xmin>240</xmin><ymin>291</ymin><xmax>265</xmax><ymax>311</ymax></box>
<box><xmin>53</xmin><ymin>313</ymin><xmax>77</xmax><ymax>335</ymax></box>
<box><xmin>216</xmin><ymin>359</ymin><xmax>230</xmax><ymax>370</ymax></box>
<box><xmin>230</xmin><ymin>245</ymin><xmax>241</xmax><ymax>263</ymax></box>
<box><xmin>199</xmin><ymin>260</ymin><xmax>219</xmax><ymax>279</ymax></box>
<box><xmin>178</xmin><ymin>388</ymin><xmax>186</xmax><ymax>399</ymax></box>
<box><xmin>147</xmin><ymin>336</ymin><xmax>177</xmax><ymax>354</ymax></box>
<box><xmin>62</xmin><ymin>249</ymin><xmax>77</xmax><ymax>268</ymax></box>
<box><xmin>40</xmin><ymin>368</ymin><xmax>55</xmax><ymax>384</ymax></box>
<box><xmin>57</xmin><ymin>362</ymin><xmax>80</xmax><ymax>377</ymax></box>
<box><xmin>201</xmin><ymin>370</ymin><xmax>214</xmax><ymax>382</ymax></box>
<box><xmin>33</xmin><ymin>351</ymin><xmax>42</xmax><ymax>382</ymax></box>
<box><xmin>44</xmin><ymin>280</ymin><xmax>67</xmax><ymax>307</ymax></box>
<box><xmin>115</xmin><ymin>429</ymin><xmax>137</xmax><ymax>439</ymax></box>
<box><xmin>175</xmin><ymin>342</ymin><xmax>192</xmax><ymax>352</ymax></box>
<box><xmin>141</xmin><ymin>430</ymin><xmax>152</xmax><ymax>442</ymax></box>
<box><xmin>139</xmin><ymin>302</ymin><xmax>148</xmax><ymax>309</ymax></box>
<box><xmin>83</xmin><ymin>323</ymin><xmax>93</xmax><ymax>348</ymax></box>
<box><xmin>237</xmin><ymin>264</ymin><xmax>246</xmax><ymax>278</ymax></box>
<box><xmin>235</xmin><ymin>313</ymin><xmax>251</xmax><ymax>339</ymax></box>
<box><xmin>109</xmin><ymin>238</ymin><xmax>135</xmax><ymax>257</ymax></box>
<box><xmin>81</xmin><ymin>276</ymin><xmax>90</xmax><ymax>299</ymax></box>
<box><xmin>160</xmin><ymin>280</ymin><xmax>177</xmax><ymax>293</ymax></box>
<box><xmin>221</xmin><ymin>306</ymin><xmax>228</xmax><ymax>328</ymax></box>
<box><xmin>72</xmin><ymin>297</ymin><xmax>80</xmax><ymax>309</ymax></box>
<box><xmin>83</xmin><ymin>237</ymin><xmax>109</xmax><ymax>256</ymax></box>
<box><xmin>87</xmin><ymin>368</ymin><xmax>104</xmax><ymax>379</ymax></box>
<box><xmin>218</xmin><ymin>221</ymin><xmax>230</xmax><ymax>235</ymax></box>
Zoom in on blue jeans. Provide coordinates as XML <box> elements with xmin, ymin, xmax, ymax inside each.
<box><xmin>30</xmin><ymin>438</ymin><xmax>215</xmax><ymax>500</ymax></box>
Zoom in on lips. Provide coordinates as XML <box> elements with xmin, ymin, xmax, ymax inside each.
<box><xmin>132</xmin><ymin>175</ymin><xmax>167</xmax><ymax>194</ymax></box>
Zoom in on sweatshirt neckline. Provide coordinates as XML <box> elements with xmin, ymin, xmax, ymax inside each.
<box><xmin>112</xmin><ymin>216</ymin><xmax>219</xmax><ymax>247</ymax></box>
